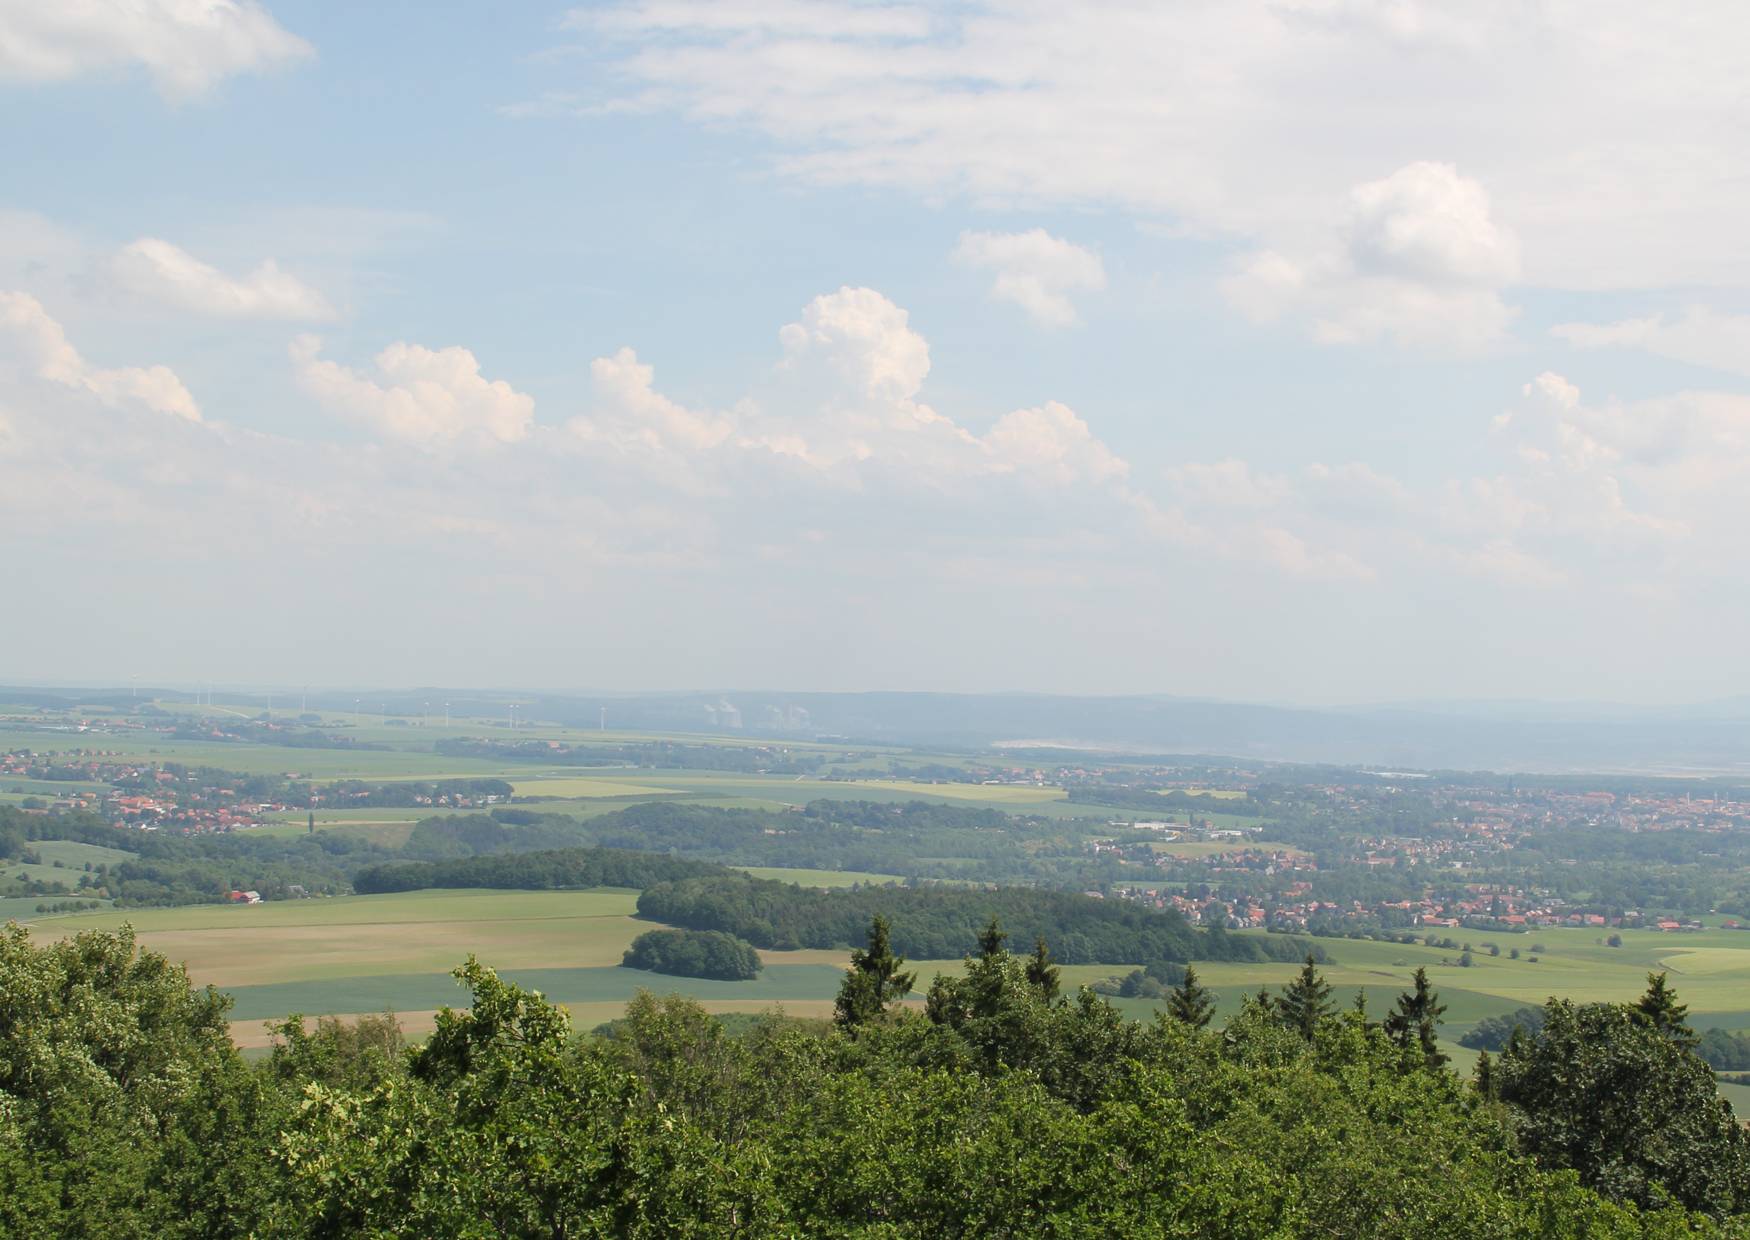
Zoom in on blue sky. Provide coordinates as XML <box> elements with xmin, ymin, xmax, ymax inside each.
<box><xmin>4</xmin><ymin>1</ymin><xmax>1750</xmax><ymax>704</ymax></box>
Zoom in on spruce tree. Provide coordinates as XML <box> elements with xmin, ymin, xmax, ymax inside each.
<box><xmin>1167</xmin><ymin>964</ymin><xmax>1216</xmax><ymax>1029</ymax></box>
<box><xmin>1384</xmin><ymin>967</ymin><xmax>1448</xmax><ymax>1068</ymax></box>
<box><xmin>1025</xmin><ymin>936</ymin><xmax>1061</xmax><ymax>1003</ymax></box>
<box><xmin>1277</xmin><ymin>955</ymin><xmax>1332</xmax><ymax>1040</ymax></box>
<box><xmin>1634</xmin><ymin>972</ymin><xmax>1697</xmax><ymax>1048</ymax></box>
<box><xmin>834</xmin><ymin>915</ymin><xmax>916</xmax><ymax>1030</ymax></box>
<box><xmin>976</xmin><ymin>917</ymin><xmax>1008</xmax><ymax>961</ymax></box>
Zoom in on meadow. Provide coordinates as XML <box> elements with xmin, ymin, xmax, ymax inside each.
<box><xmin>26</xmin><ymin>882</ymin><xmax>1750</xmax><ymax>1076</ymax></box>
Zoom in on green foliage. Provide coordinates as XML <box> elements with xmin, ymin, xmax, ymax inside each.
<box><xmin>622</xmin><ymin>928</ymin><xmax>762</xmax><ymax>981</ymax></box>
<box><xmin>1460</xmin><ymin>1005</ymin><xmax>1546</xmax><ymax>1051</ymax></box>
<box><xmin>834</xmin><ymin>915</ymin><xmax>915</xmax><ymax>1029</ymax></box>
<box><xmin>267</xmin><ymin>1010</ymin><xmax>407</xmax><ymax>1092</ymax></box>
<box><xmin>1698</xmin><ymin>1027</ymin><xmax>1750</xmax><ymax>1071</ymax></box>
<box><xmin>0</xmin><ymin>923</ymin><xmax>275</xmax><ymax>1238</ymax></box>
<box><xmin>1167</xmin><ymin>963</ymin><xmax>1217</xmax><ymax>1029</ymax></box>
<box><xmin>1025</xmin><ymin>934</ymin><xmax>1061</xmax><ymax>1003</ymax></box>
<box><xmin>1496</xmin><ymin>997</ymin><xmax>1750</xmax><ymax>1216</ymax></box>
<box><xmin>1383</xmin><ymin>966</ymin><xmax>1449</xmax><ymax>1068</ymax></box>
<box><xmin>4</xmin><ymin>923</ymin><xmax>1748</xmax><ymax>1236</ymax></box>
<box><xmin>637</xmin><ymin>870</ymin><xmax>1323</xmax><ymax>964</ymax></box>
<box><xmin>1636</xmin><ymin>972</ymin><xmax>1699</xmax><ymax>1049</ymax></box>
<box><xmin>1277</xmin><ymin>955</ymin><xmax>1334</xmax><ymax>1040</ymax></box>
<box><xmin>353</xmin><ymin>844</ymin><xmax>725</xmax><ymax>893</ymax></box>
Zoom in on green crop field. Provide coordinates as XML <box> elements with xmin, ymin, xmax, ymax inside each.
<box><xmin>31</xmin><ymin>889</ymin><xmax>651</xmax><ymax>987</ymax></box>
<box><xmin>511</xmin><ymin>777</ymin><xmax>683</xmax><ymax>798</ymax></box>
<box><xmin>30</xmin><ymin>838</ymin><xmax>135</xmax><ymax>865</ymax></box>
<box><xmin>18</xmin><ymin>880</ymin><xmax>1750</xmax><ymax>1082</ymax></box>
<box><xmin>831</xmin><ymin>779</ymin><xmax>1068</xmax><ymax>805</ymax></box>
<box><xmin>0</xmin><ymin>896</ymin><xmax>108</xmax><ymax>921</ymax></box>
<box><xmin>21</xmin><ymin>886</ymin><xmax>865</xmax><ymax>1046</ymax></box>
<box><xmin>1</xmin><ymin>727</ymin><xmax>523</xmax><ymax>780</ymax></box>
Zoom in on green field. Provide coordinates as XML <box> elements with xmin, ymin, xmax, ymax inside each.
<box><xmin>21</xmin><ymin>886</ymin><xmax>861</xmax><ymax>1045</ymax></box>
<box><xmin>830</xmin><ymin>779</ymin><xmax>1068</xmax><ymax>805</ymax></box>
<box><xmin>2</xmin><ymin>837</ymin><xmax>134</xmax><ymax>887</ymax></box>
<box><xmin>25</xmin><ymin>883</ymin><xmax>1750</xmax><ymax>1075</ymax></box>
<box><xmin>1</xmin><ymin>707</ymin><xmax>1129</xmax><ymax>832</ymax></box>
<box><xmin>32</xmin><ymin>839</ymin><xmax>137</xmax><ymax>866</ymax></box>
<box><xmin>511</xmin><ymin>777</ymin><xmax>683</xmax><ymax>798</ymax></box>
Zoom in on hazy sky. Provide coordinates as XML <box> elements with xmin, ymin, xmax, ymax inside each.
<box><xmin>3</xmin><ymin>1</ymin><xmax>1749</xmax><ymax>704</ymax></box>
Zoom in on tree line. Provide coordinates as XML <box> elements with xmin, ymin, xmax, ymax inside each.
<box><xmin>352</xmin><ymin>847</ymin><xmax>727</xmax><ymax>894</ymax></box>
<box><xmin>636</xmin><ymin>871</ymin><xmax>1322</xmax><ymax>964</ymax></box>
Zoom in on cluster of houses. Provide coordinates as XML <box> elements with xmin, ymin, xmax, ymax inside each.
<box><xmin>4</xmin><ymin>747</ymin><xmax>291</xmax><ymax>833</ymax></box>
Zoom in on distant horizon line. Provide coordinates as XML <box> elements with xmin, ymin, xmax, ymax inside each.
<box><xmin>2</xmin><ymin>679</ymin><xmax>1746</xmax><ymax>716</ymax></box>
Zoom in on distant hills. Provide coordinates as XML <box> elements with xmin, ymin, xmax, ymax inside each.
<box><xmin>7</xmin><ymin>684</ymin><xmax>1750</xmax><ymax>776</ymax></box>
<box><xmin>549</xmin><ymin>690</ymin><xmax>1750</xmax><ymax>775</ymax></box>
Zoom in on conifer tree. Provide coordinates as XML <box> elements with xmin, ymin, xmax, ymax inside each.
<box><xmin>1634</xmin><ymin>972</ymin><xmax>1697</xmax><ymax>1048</ymax></box>
<box><xmin>1384</xmin><ymin>967</ymin><xmax>1448</xmax><ymax>1068</ymax></box>
<box><xmin>976</xmin><ymin>917</ymin><xmax>1008</xmax><ymax>961</ymax></box>
<box><xmin>1277</xmin><ymin>954</ymin><xmax>1332</xmax><ymax>1040</ymax></box>
<box><xmin>834</xmin><ymin>915</ymin><xmax>915</xmax><ymax>1030</ymax></box>
<box><xmin>1025</xmin><ymin>936</ymin><xmax>1061</xmax><ymax>1003</ymax></box>
<box><xmin>1474</xmin><ymin>1048</ymin><xmax>1495</xmax><ymax>1098</ymax></box>
<box><xmin>1167</xmin><ymin>963</ymin><xmax>1216</xmax><ymax>1029</ymax></box>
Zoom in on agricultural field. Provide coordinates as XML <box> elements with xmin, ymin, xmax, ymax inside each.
<box><xmin>827</xmin><ymin>779</ymin><xmax>1069</xmax><ymax>806</ymax></box>
<box><xmin>24</xmin><ymin>888</ymin><xmax>861</xmax><ymax>1045</ymax></box>
<box><xmin>511</xmin><ymin>777</ymin><xmax>684</xmax><ymax>798</ymax></box>
<box><xmin>24</xmin><ymin>883</ymin><xmax>1750</xmax><ymax>1077</ymax></box>
<box><xmin>0</xmin><ymin>704</ymin><xmax>1127</xmax><ymax>825</ymax></box>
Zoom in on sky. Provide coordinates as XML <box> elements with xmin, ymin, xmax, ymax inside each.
<box><xmin>3</xmin><ymin>1</ymin><xmax>1749</xmax><ymax>705</ymax></box>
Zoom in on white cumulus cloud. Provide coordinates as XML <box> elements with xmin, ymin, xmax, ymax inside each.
<box><xmin>1224</xmin><ymin>162</ymin><xmax>1519</xmax><ymax>351</ymax></box>
<box><xmin>0</xmin><ymin>0</ymin><xmax>311</xmax><ymax>98</ymax></box>
<box><xmin>952</xmin><ymin>229</ymin><xmax>1107</xmax><ymax>327</ymax></box>
<box><xmin>778</xmin><ymin>286</ymin><xmax>932</xmax><ymax>402</ymax></box>
<box><xmin>982</xmin><ymin>402</ymin><xmax>1127</xmax><ymax>485</ymax></box>
<box><xmin>112</xmin><ymin>238</ymin><xmax>334</xmax><ymax>320</ymax></box>
<box><xmin>0</xmin><ymin>290</ymin><xmax>200</xmax><ymax>420</ymax></box>
<box><xmin>291</xmin><ymin>335</ymin><xmax>535</xmax><ymax>446</ymax></box>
